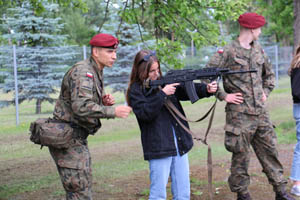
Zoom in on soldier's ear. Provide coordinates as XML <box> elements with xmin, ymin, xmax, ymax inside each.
<box><xmin>92</xmin><ymin>47</ymin><xmax>100</xmax><ymax>57</ymax></box>
<box><xmin>91</xmin><ymin>47</ymin><xmax>97</xmax><ymax>56</ymax></box>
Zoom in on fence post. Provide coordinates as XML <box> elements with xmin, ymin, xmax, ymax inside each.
<box><xmin>274</xmin><ymin>44</ymin><xmax>279</xmax><ymax>88</ymax></box>
<box><xmin>191</xmin><ymin>39</ymin><xmax>194</xmax><ymax>57</ymax></box>
<box><xmin>13</xmin><ymin>45</ymin><xmax>19</xmax><ymax>126</ymax></box>
<box><xmin>83</xmin><ymin>45</ymin><xmax>87</xmax><ymax>60</ymax></box>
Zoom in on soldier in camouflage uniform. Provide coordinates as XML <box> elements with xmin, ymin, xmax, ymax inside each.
<box><xmin>49</xmin><ymin>33</ymin><xmax>132</xmax><ymax>200</ymax></box>
<box><xmin>206</xmin><ymin>13</ymin><xmax>295</xmax><ymax>200</ymax></box>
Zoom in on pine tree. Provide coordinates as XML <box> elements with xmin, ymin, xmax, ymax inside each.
<box><xmin>100</xmin><ymin>2</ymin><xmax>151</xmax><ymax>93</ymax></box>
<box><xmin>1</xmin><ymin>1</ymin><xmax>80</xmax><ymax>114</ymax></box>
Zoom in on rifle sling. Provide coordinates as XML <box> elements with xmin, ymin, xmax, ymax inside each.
<box><xmin>164</xmin><ymin>98</ymin><xmax>217</xmax><ymax>200</ymax></box>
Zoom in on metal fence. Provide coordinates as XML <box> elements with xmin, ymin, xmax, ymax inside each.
<box><xmin>0</xmin><ymin>44</ymin><xmax>293</xmax><ymax>126</ymax></box>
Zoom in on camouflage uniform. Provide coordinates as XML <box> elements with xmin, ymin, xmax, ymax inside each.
<box><xmin>50</xmin><ymin>56</ymin><xmax>115</xmax><ymax>200</ymax></box>
<box><xmin>206</xmin><ymin>39</ymin><xmax>287</xmax><ymax>194</ymax></box>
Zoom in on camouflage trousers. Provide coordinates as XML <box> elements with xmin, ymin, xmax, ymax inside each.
<box><xmin>49</xmin><ymin>139</ymin><xmax>92</xmax><ymax>200</ymax></box>
<box><xmin>224</xmin><ymin>111</ymin><xmax>287</xmax><ymax>194</ymax></box>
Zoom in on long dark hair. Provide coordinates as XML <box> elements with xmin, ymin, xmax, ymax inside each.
<box><xmin>288</xmin><ymin>45</ymin><xmax>300</xmax><ymax>76</ymax></box>
<box><xmin>126</xmin><ymin>50</ymin><xmax>161</xmax><ymax>105</ymax></box>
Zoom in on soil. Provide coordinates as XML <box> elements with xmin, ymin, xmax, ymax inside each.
<box><xmin>2</xmin><ymin>142</ymin><xmax>298</xmax><ymax>200</ymax></box>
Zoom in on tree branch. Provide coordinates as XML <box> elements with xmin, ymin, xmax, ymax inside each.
<box><xmin>117</xmin><ymin>0</ymin><xmax>128</xmax><ymax>35</ymax></box>
<box><xmin>98</xmin><ymin>0</ymin><xmax>110</xmax><ymax>33</ymax></box>
<box><xmin>132</xmin><ymin>0</ymin><xmax>144</xmax><ymax>43</ymax></box>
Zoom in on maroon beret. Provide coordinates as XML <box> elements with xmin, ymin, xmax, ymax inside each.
<box><xmin>89</xmin><ymin>33</ymin><xmax>119</xmax><ymax>49</ymax></box>
<box><xmin>238</xmin><ymin>12</ymin><xmax>266</xmax><ymax>29</ymax></box>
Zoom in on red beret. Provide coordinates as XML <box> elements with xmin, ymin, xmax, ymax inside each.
<box><xmin>238</xmin><ymin>12</ymin><xmax>266</xmax><ymax>29</ymax></box>
<box><xmin>89</xmin><ymin>33</ymin><xmax>119</xmax><ymax>49</ymax></box>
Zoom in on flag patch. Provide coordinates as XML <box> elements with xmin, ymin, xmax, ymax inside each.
<box><xmin>217</xmin><ymin>49</ymin><xmax>224</xmax><ymax>54</ymax></box>
<box><xmin>86</xmin><ymin>72</ymin><xmax>93</xmax><ymax>78</ymax></box>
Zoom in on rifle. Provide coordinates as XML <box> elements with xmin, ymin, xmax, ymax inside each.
<box><xmin>143</xmin><ymin>67</ymin><xmax>257</xmax><ymax>103</ymax></box>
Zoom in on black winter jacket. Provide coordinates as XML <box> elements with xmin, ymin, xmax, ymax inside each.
<box><xmin>128</xmin><ymin>82</ymin><xmax>212</xmax><ymax>160</ymax></box>
<box><xmin>291</xmin><ymin>68</ymin><xmax>300</xmax><ymax>103</ymax></box>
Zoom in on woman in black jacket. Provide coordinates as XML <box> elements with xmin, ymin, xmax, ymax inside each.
<box><xmin>126</xmin><ymin>50</ymin><xmax>217</xmax><ymax>200</ymax></box>
<box><xmin>289</xmin><ymin>45</ymin><xmax>300</xmax><ymax>196</ymax></box>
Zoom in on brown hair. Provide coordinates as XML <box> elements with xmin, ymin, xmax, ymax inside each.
<box><xmin>126</xmin><ymin>50</ymin><xmax>161</xmax><ymax>105</ymax></box>
<box><xmin>288</xmin><ymin>45</ymin><xmax>300</xmax><ymax>75</ymax></box>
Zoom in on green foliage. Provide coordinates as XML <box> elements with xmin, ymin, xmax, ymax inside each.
<box><xmin>156</xmin><ymin>39</ymin><xmax>184</xmax><ymax>69</ymax></box>
<box><xmin>59</xmin><ymin>0</ymin><xmax>115</xmax><ymax>46</ymax></box>
<box><xmin>1</xmin><ymin>1</ymin><xmax>80</xmax><ymax>113</ymax></box>
<box><xmin>121</xmin><ymin>0</ymin><xmax>250</xmax><ymax>68</ymax></box>
<box><xmin>100</xmin><ymin>2</ymin><xmax>152</xmax><ymax>92</ymax></box>
<box><xmin>2</xmin><ymin>2</ymin><xmax>66</xmax><ymax>46</ymax></box>
<box><xmin>255</xmin><ymin>0</ymin><xmax>293</xmax><ymax>46</ymax></box>
<box><xmin>0</xmin><ymin>0</ymin><xmax>88</xmax><ymax>14</ymax></box>
<box><xmin>59</xmin><ymin>7</ymin><xmax>96</xmax><ymax>45</ymax></box>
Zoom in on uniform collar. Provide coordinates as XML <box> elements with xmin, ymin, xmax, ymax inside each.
<box><xmin>90</xmin><ymin>56</ymin><xmax>103</xmax><ymax>79</ymax></box>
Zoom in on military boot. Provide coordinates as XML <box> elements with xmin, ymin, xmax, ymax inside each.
<box><xmin>237</xmin><ymin>192</ymin><xmax>252</xmax><ymax>200</ymax></box>
<box><xmin>275</xmin><ymin>191</ymin><xmax>296</xmax><ymax>200</ymax></box>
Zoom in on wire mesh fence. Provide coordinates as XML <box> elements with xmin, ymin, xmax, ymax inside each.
<box><xmin>0</xmin><ymin>44</ymin><xmax>293</xmax><ymax>126</ymax></box>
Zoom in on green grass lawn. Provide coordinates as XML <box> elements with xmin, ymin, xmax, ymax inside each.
<box><xmin>0</xmin><ymin>76</ymin><xmax>296</xmax><ymax>199</ymax></box>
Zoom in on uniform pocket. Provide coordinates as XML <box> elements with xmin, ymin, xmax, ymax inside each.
<box><xmin>79</xmin><ymin>79</ymin><xmax>93</xmax><ymax>99</ymax></box>
<box><xmin>224</xmin><ymin>124</ymin><xmax>242</xmax><ymax>153</ymax></box>
<box><xmin>234</xmin><ymin>57</ymin><xmax>248</xmax><ymax>66</ymax></box>
<box><xmin>231</xmin><ymin>57</ymin><xmax>248</xmax><ymax>71</ymax></box>
<box><xmin>224</xmin><ymin>124</ymin><xmax>246</xmax><ymax>153</ymax></box>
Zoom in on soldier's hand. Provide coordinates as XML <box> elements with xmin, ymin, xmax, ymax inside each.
<box><xmin>207</xmin><ymin>81</ymin><xmax>218</xmax><ymax>93</ymax></box>
<box><xmin>162</xmin><ymin>83</ymin><xmax>180</xmax><ymax>95</ymax></box>
<box><xmin>225</xmin><ymin>93</ymin><xmax>244</xmax><ymax>104</ymax></box>
<box><xmin>115</xmin><ymin>105</ymin><xmax>132</xmax><ymax>118</ymax></box>
<box><xmin>103</xmin><ymin>94</ymin><xmax>115</xmax><ymax>106</ymax></box>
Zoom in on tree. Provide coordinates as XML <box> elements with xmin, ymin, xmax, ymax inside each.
<box><xmin>2</xmin><ymin>1</ymin><xmax>79</xmax><ymax>114</ymax></box>
<box><xmin>0</xmin><ymin>0</ymin><xmax>88</xmax><ymax>14</ymax></box>
<box><xmin>100</xmin><ymin>2</ymin><xmax>151</xmax><ymax>92</ymax></box>
<box><xmin>294</xmin><ymin>0</ymin><xmax>300</xmax><ymax>51</ymax></box>
<box><xmin>255</xmin><ymin>0</ymin><xmax>293</xmax><ymax>46</ymax></box>
<box><xmin>59</xmin><ymin>0</ymin><xmax>112</xmax><ymax>46</ymax></box>
<box><xmin>120</xmin><ymin>0</ymin><xmax>250</xmax><ymax>69</ymax></box>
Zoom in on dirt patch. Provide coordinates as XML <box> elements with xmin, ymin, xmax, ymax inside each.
<box><xmin>2</xmin><ymin>138</ymin><xmax>298</xmax><ymax>200</ymax></box>
<box><xmin>98</xmin><ymin>143</ymin><xmax>297</xmax><ymax>200</ymax></box>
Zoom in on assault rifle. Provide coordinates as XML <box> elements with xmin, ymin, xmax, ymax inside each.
<box><xmin>143</xmin><ymin>68</ymin><xmax>257</xmax><ymax>103</ymax></box>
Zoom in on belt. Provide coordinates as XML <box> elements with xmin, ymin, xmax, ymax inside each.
<box><xmin>70</xmin><ymin>123</ymin><xmax>89</xmax><ymax>140</ymax></box>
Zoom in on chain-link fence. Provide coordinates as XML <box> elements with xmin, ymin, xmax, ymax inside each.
<box><xmin>0</xmin><ymin>44</ymin><xmax>293</xmax><ymax>126</ymax></box>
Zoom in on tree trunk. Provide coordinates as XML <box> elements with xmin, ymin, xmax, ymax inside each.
<box><xmin>294</xmin><ymin>0</ymin><xmax>300</xmax><ymax>52</ymax></box>
<box><xmin>36</xmin><ymin>99</ymin><xmax>41</xmax><ymax>114</ymax></box>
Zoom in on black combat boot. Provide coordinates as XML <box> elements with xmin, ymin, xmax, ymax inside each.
<box><xmin>237</xmin><ymin>192</ymin><xmax>252</xmax><ymax>200</ymax></box>
<box><xmin>275</xmin><ymin>191</ymin><xmax>296</xmax><ymax>200</ymax></box>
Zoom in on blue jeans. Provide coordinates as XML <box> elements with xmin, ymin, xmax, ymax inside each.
<box><xmin>148</xmin><ymin>129</ymin><xmax>190</xmax><ymax>200</ymax></box>
<box><xmin>291</xmin><ymin>103</ymin><xmax>300</xmax><ymax>181</ymax></box>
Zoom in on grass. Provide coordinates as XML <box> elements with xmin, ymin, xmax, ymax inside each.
<box><xmin>276</xmin><ymin>121</ymin><xmax>297</xmax><ymax>144</ymax></box>
<box><xmin>0</xmin><ymin>76</ymin><xmax>297</xmax><ymax>199</ymax></box>
<box><xmin>0</xmin><ymin>175</ymin><xmax>59</xmax><ymax>198</ymax></box>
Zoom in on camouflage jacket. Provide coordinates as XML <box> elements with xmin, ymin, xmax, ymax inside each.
<box><xmin>53</xmin><ymin>57</ymin><xmax>115</xmax><ymax>134</ymax></box>
<box><xmin>206</xmin><ymin>39</ymin><xmax>275</xmax><ymax>115</ymax></box>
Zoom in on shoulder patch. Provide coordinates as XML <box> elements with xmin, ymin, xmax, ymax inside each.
<box><xmin>86</xmin><ymin>72</ymin><xmax>94</xmax><ymax>79</ymax></box>
<box><xmin>217</xmin><ymin>48</ymin><xmax>224</xmax><ymax>54</ymax></box>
